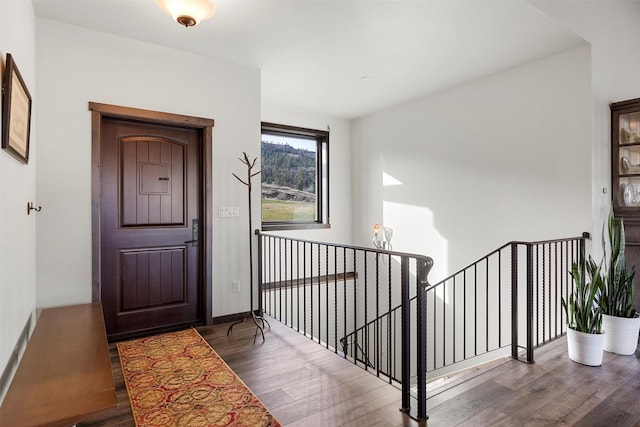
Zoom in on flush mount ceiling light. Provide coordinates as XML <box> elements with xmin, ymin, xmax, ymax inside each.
<box><xmin>156</xmin><ymin>0</ymin><xmax>216</xmax><ymax>27</ymax></box>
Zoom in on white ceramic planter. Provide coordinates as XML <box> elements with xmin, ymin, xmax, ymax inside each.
<box><xmin>602</xmin><ymin>313</ymin><xmax>640</xmax><ymax>355</ymax></box>
<box><xmin>566</xmin><ymin>327</ymin><xmax>604</xmax><ymax>366</ymax></box>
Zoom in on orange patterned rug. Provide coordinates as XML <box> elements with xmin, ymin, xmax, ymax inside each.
<box><xmin>117</xmin><ymin>329</ymin><xmax>281</xmax><ymax>427</ymax></box>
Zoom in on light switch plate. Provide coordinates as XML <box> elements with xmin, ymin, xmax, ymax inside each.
<box><xmin>218</xmin><ymin>206</ymin><xmax>240</xmax><ymax>218</ymax></box>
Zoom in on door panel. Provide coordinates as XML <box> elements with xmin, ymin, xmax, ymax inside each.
<box><xmin>119</xmin><ymin>247</ymin><xmax>186</xmax><ymax>310</ymax></box>
<box><xmin>100</xmin><ymin>118</ymin><xmax>202</xmax><ymax>339</ymax></box>
<box><xmin>121</xmin><ymin>137</ymin><xmax>185</xmax><ymax>226</ymax></box>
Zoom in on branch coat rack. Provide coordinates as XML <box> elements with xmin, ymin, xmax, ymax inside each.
<box><xmin>227</xmin><ymin>152</ymin><xmax>270</xmax><ymax>342</ymax></box>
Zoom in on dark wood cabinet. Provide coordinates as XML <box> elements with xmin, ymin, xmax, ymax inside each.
<box><xmin>611</xmin><ymin>97</ymin><xmax>640</xmax><ymax>311</ymax></box>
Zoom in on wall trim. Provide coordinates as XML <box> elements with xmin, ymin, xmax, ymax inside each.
<box><xmin>211</xmin><ymin>311</ymin><xmax>260</xmax><ymax>325</ymax></box>
<box><xmin>0</xmin><ymin>312</ymin><xmax>33</xmax><ymax>405</ymax></box>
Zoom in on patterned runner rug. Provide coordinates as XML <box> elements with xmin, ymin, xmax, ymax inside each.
<box><xmin>117</xmin><ymin>329</ymin><xmax>281</xmax><ymax>427</ymax></box>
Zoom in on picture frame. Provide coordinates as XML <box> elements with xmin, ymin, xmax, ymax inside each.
<box><xmin>2</xmin><ymin>53</ymin><xmax>32</xmax><ymax>164</ymax></box>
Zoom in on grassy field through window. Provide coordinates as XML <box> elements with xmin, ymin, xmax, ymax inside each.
<box><xmin>261</xmin><ymin>198</ymin><xmax>315</xmax><ymax>221</ymax></box>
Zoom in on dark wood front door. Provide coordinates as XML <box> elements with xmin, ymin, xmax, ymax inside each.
<box><xmin>99</xmin><ymin>117</ymin><xmax>203</xmax><ymax>339</ymax></box>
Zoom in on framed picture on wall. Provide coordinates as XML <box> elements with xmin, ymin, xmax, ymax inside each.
<box><xmin>2</xmin><ymin>53</ymin><xmax>32</xmax><ymax>164</ymax></box>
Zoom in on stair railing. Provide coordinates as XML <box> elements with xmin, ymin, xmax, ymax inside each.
<box><xmin>256</xmin><ymin>231</ymin><xmax>433</xmax><ymax>421</ymax></box>
<box><xmin>256</xmin><ymin>231</ymin><xmax>589</xmax><ymax>421</ymax></box>
<box><xmin>341</xmin><ymin>233</ymin><xmax>588</xmax><ymax>377</ymax></box>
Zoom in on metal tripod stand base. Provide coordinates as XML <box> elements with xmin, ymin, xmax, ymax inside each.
<box><xmin>227</xmin><ymin>311</ymin><xmax>271</xmax><ymax>343</ymax></box>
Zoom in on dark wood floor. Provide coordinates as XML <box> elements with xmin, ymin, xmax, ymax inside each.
<box><xmin>79</xmin><ymin>317</ymin><xmax>640</xmax><ymax>427</ymax></box>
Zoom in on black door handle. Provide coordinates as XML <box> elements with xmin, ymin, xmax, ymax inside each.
<box><xmin>185</xmin><ymin>219</ymin><xmax>199</xmax><ymax>246</ymax></box>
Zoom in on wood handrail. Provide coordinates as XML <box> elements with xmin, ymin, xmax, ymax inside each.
<box><xmin>262</xmin><ymin>271</ymin><xmax>357</xmax><ymax>290</ymax></box>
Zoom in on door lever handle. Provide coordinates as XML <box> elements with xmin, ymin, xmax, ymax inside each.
<box><xmin>186</xmin><ymin>219</ymin><xmax>199</xmax><ymax>246</ymax></box>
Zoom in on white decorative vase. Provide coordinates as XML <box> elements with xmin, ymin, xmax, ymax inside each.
<box><xmin>566</xmin><ymin>327</ymin><xmax>604</xmax><ymax>366</ymax></box>
<box><xmin>602</xmin><ymin>313</ymin><xmax>640</xmax><ymax>355</ymax></box>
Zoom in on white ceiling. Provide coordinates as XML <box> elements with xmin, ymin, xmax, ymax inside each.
<box><xmin>31</xmin><ymin>0</ymin><xmax>586</xmax><ymax>119</ymax></box>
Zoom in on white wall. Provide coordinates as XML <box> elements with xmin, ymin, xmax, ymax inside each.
<box><xmin>0</xmin><ymin>0</ymin><xmax>37</xmax><ymax>395</ymax></box>
<box><xmin>35</xmin><ymin>18</ymin><xmax>261</xmax><ymax>317</ymax></box>
<box><xmin>532</xmin><ymin>1</ymin><xmax>640</xmax><ymax>261</ymax></box>
<box><xmin>352</xmin><ymin>46</ymin><xmax>592</xmax><ymax>283</ymax></box>
<box><xmin>261</xmin><ymin>104</ymin><xmax>353</xmax><ymax>244</ymax></box>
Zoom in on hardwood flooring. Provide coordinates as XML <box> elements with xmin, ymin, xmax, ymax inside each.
<box><xmin>79</xmin><ymin>317</ymin><xmax>640</xmax><ymax>427</ymax></box>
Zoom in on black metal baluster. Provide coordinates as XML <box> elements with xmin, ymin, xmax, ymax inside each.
<box><xmin>432</xmin><ymin>283</ymin><xmax>436</xmax><ymax>369</ymax></box>
<box><xmin>474</xmin><ymin>264</ymin><xmax>478</xmax><ymax>356</ymax></box>
<box><xmin>333</xmin><ymin>246</ymin><xmax>340</xmax><ymax>353</ymax></box>
<box><xmin>463</xmin><ymin>269</ymin><xmax>467</xmax><ymax>360</ymax></box>
<box><xmin>258</xmin><ymin>234</ymin><xmax>262</xmax><ymax>316</ymax></box>
<box><xmin>392</xmin><ymin>309</ymin><xmax>397</xmax><ymax>379</ymax></box>
<box><xmin>535</xmin><ymin>244</ymin><xmax>540</xmax><ymax>347</ymax></box>
<box><xmin>560</xmin><ymin>241</ymin><xmax>564</xmax><ymax>338</ymax></box>
<box><xmin>352</xmin><ymin>248</ymin><xmax>356</xmax><ymax>361</ymax></box>
<box><xmin>374</xmin><ymin>252</ymin><xmax>379</xmax><ymax>376</ymax></box>
<box><xmin>268</xmin><ymin>236</ymin><xmax>273</xmax><ymax>316</ymax></box>
<box><xmin>270</xmin><ymin>236</ymin><xmax>274</xmax><ymax>319</ymax></box>
<box><xmin>498</xmin><ymin>250</ymin><xmax>502</xmax><ymax>348</ymax></box>
<box><xmin>265</xmin><ymin>236</ymin><xmax>270</xmax><ymax>316</ymax></box>
<box><xmin>273</xmin><ymin>237</ymin><xmax>277</xmax><ymax>320</ymax></box>
<box><xmin>303</xmin><ymin>242</ymin><xmax>307</xmax><ymax>336</ymax></box>
<box><xmin>557</xmin><ymin>241</ymin><xmax>562</xmax><ymax>338</ymax></box>
<box><xmin>362</xmin><ymin>252</ymin><xmax>369</xmax><ymax>369</ymax></box>
<box><xmin>272</xmin><ymin>237</ymin><xmax>277</xmax><ymax>320</ymax></box>
<box><xmin>310</xmin><ymin>243</ymin><xmax>314</xmax><ymax>341</ymax></box>
<box><xmin>549</xmin><ymin>243</ymin><xmax>558</xmax><ymax>339</ymax></box>
<box><xmin>279</xmin><ymin>236</ymin><xmax>284</xmax><ymax>322</ymax></box>
<box><xmin>284</xmin><ymin>238</ymin><xmax>288</xmax><ymax>325</ymax></box>
<box><xmin>363</xmin><ymin>249</ymin><xmax>368</xmax><ymax>371</ymax></box>
<box><xmin>544</xmin><ymin>243</ymin><xmax>548</xmax><ymax>344</ymax></box>
<box><xmin>443</xmin><ymin>280</ymin><xmax>446</xmax><ymax>368</ymax></box>
<box><xmin>278</xmin><ymin>237</ymin><xmax>282</xmax><ymax>322</ymax></box>
<box><xmin>387</xmin><ymin>253</ymin><xmax>392</xmax><ymax>381</ymax></box>
<box><xmin>297</xmin><ymin>241</ymin><xmax>300</xmax><ymax>332</ymax></box>
<box><xmin>325</xmin><ymin>245</ymin><xmax>329</xmax><ymax>349</ymax></box>
<box><xmin>526</xmin><ymin>243</ymin><xmax>534</xmax><ymax>363</ymax></box>
<box><xmin>289</xmin><ymin>240</ymin><xmax>297</xmax><ymax>327</ymax></box>
<box><xmin>538</xmin><ymin>244</ymin><xmax>551</xmax><ymax>345</ymax></box>
<box><xmin>486</xmin><ymin>257</ymin><xmax>489</xmax><ymax>353</ymax></box>
<box><xmin>574</xmin><ymin>239</ymin><xmax>579</xmax><ymax>297</ymax></box>
<box><xmin>353</xmin><ymin>250</ymin><xmax>358</xmax><ymax>366</ymax></box>
<box><xmin>318</xmin><ymin>243</ymin><xmax>321</xmax><ymax>344</ymax></box>
<box><xmin>344</xmin><ymin>250</ymin><xmax>349</xmax><ymax>359</ymax></box>
<box><xmin>453</xmin><ymin>275</ymin><xmax>457</xmax><ymax>363</ymax></box>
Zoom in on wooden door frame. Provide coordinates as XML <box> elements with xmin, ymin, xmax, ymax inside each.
<box><xmin>89</xmin><ymin>102</ymin><xmax>214</xmax><ymax>326</ymax></box>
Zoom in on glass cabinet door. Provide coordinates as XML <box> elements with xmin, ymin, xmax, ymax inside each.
<box><xmin>611</xmin><ymin>99</ymin><xmax>640</xmax><ymax>216</ymax></box>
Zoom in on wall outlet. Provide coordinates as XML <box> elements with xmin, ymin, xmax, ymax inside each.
<box><xmin>232</xmin><ymin>280</ymin><xmax>240</xmax><ymax>293</ymax></box>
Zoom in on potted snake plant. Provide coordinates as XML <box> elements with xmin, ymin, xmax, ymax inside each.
<box><xmin>562</xmin><ymin>254</ymin><xmax>605</xmax><ymax>366</ymax></box>
<box><xmin>600</xmin><ymin>211</ymin><xmax>640</xmax><ymax>355</ymax></box>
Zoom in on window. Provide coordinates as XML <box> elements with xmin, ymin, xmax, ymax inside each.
<box><xmin>261</xmin><ymin>122</ymin><xmax>329</xmax><ymax>230</ymax></box>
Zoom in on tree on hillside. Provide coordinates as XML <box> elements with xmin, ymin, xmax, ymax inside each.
<box><xmin>261</xmin><ymin>142</ymin><xmax>316</xmax><ymax>192</ymax></box>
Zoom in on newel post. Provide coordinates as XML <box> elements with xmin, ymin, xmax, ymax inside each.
<box><xmin>415</xmin><ymin>257</ymin><xmax>433</xmax><ymax>420</ymax></box>
<box><xmin>510</xmin><ymin>242</ymin><xmax>534</xmax><ymax>363</ymax></box>
<box><xmin>526</xmin><ymin>243</ymin><xmax>534</xmax><ymax>363</ymax></box>
<box><xmin>511</xmin><ymin>243</ymin><xmax>519</xmax><ymax>359</ymax></box>
<box><xmin>400</xmin><ymin>256</ymin><xmax>411</xmax><ymax>415</ymax></box>
<box><xmin>400</xmin><ymin>256</ymin><xmax>433</xmax><ymax>422</ymax></box>
<box><xmin>256</xmin><ymin>229</ymin><xmax>263</xmax><ymax>317</ymax></box>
